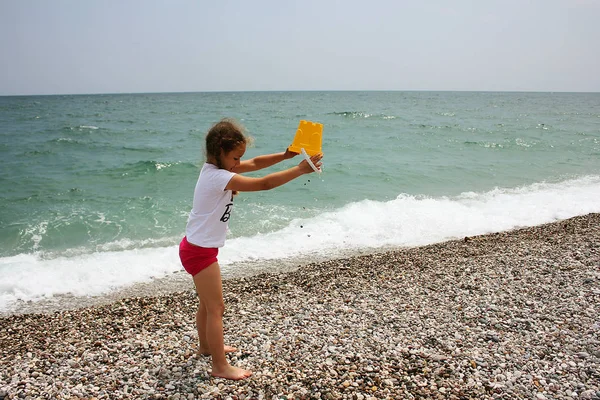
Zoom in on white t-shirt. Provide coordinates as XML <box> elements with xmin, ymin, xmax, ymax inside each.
<box><xmin>185</xmin><ymin>163</ymin><xmax>236</xmax><ymax>248</ymax></box>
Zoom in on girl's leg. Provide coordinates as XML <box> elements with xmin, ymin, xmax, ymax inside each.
<box><xmin>196</xmin><ymin>300</ymin><xmax>208</xmax><ymax>352</ymax></box>
<box><xmin>193</xmin><ymin>262</ymin><xmax>252</xmax><ymax>380</ymax></box>
<box><xmin>196</xmin><ymin>299</ymin><xmax>237</xmax><ymax>355</ymax></box>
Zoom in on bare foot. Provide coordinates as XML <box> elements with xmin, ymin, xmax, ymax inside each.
<box><xmin>197</xmin><ymin>345</ymin><xmax>237</xmax><ymax>356</ymax></box>
<box><xmin>211</xmin><ymin>365</ymin><xmax>252</xmax><ymax>380</ymax></box>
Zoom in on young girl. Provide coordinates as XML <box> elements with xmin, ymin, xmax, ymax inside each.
<box><xmin>179</xmin><ymin>118</ymin><xmax>323</xmax><ymax>380</ymax></box>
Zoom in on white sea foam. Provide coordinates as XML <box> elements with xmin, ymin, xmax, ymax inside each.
<box><xmin>222</xmin><ymin>175</ymin><xmax>600</xmax><ymax>262</ymax></box>
<box><xmin>0</xmin><ymin>247</ymin><xmax>180</xmax><ymax>313</ymax></box>
<box><xmin>1</xmin><ymin>175</ymin><xmax>599</xmax><ymax>313</ymax></box>
<box><xmin>23</xmin><ymin>221</ymin><xmax>48</xmax><ymax>252</ymax></box>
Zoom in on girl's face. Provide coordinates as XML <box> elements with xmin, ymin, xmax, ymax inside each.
<box><xmin>220</xmin><ymin>142</ymin><xmax>246</xmax><ymax>171</ymax></box>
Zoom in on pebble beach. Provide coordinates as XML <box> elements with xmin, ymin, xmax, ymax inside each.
<box><xmin>1</xmin><ymin>214</ymin><xmax>599</xmax><ymax>400</ymax></box>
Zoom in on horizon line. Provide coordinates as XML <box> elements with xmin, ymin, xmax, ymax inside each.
<box><xmin>1</xmin><ymin>89</ymin><xmax>600</xmax><ymax>97</ymax></box>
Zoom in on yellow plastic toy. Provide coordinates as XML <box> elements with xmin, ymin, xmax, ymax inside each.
<box><xmin>288</xmin><ymin>120</ymin><xmax>323</xmax><ymax>156</ymax></box>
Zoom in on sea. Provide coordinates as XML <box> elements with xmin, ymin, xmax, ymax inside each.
<box><xmin>1</xmin><ymin>91</ymin><xmax>599</xmax><ymax>314</ymax></box>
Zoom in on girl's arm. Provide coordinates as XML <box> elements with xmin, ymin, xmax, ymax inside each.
<box><xmin>226</xmin><ymin>153</ymin><xmax>322</xmax><ymax>192</ymax></box>
<box><xmin>232</xmin><ymin>149</ymin><xmax>298</xmax><ymax>174</ymax></box>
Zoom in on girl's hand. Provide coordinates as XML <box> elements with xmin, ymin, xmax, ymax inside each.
<box><xmin>283</xmin><ymin>149</ymin><xmax>298</xmax><ymax>160</ymax></box>
<box><xmin>299</xmin><ymin>153</ymin><xmax>323</xmax><ymax>173</ymax></box>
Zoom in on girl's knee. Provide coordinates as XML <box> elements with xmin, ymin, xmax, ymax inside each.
<box><xmin>205</xmin><ymin>301</ymin><xmax>225</xmax><ymax>316</ymax></box>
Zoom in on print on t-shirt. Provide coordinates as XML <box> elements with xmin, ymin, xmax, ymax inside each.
<box><xmin>220</xmin><ymin>193</ymin><xmax>234</xmax><ymax>223</ymax></box>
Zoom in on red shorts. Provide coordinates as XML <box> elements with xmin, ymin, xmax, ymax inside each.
<box><xmin>179</xmin><ymin>237</ymin><xmax>218</xmax><ymax>277</ymax></box>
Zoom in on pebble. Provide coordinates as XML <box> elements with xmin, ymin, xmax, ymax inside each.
<box><xmin>0</xmin><ymin>213</ymin><xmax>599</xmax><ymax>399</ymax></box>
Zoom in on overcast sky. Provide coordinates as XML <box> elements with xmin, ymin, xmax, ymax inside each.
<box><xmin>1</xmin><ymin>0</ymin><xmax>599</xmax><ymax>95</ymax></box>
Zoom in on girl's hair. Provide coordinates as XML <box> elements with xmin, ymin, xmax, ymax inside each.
<box><xmin>205</xmin><ymin>118</ymin><xmax>250</xmax><ymax>168</ymax></box>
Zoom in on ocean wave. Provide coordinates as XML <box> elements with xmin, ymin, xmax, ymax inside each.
<box><xmin>0</xmin><ymin>246</ymin><xmax>180</xmax><ymax>313</ymax></box>
<box><xmin>463</xmin><ymin>141</ymin><xmax>505</xmax><ymax>149</ymax></box>
<box><xmin>411</xmin><ymin>123</ymin><xmax>456</xmax><ymax>130</ymax></box>
<box><xmin>222</xmin><ymin>175</ymin><xmax>600</xmax><ymax>263</ymax></box>
<box><xmin>131</xmin><ymin>160</ymin><xmax>195</xmax><ymax>172</ymax></box>
<box><xmin>48</xmin><ymin>138</ymin><xmax>165</xmax><ymax>153</ymax></box>
<box><xmin>50</xmin><ymin>137</ymin><xmax>83</xmax><ymax>144</ymax></box>
<box><xmin>1</xmin><ymin>175</ymin><xmax>598</xmax><ymax>312</ymax></box>
<box><xmin>22</xmin><ymin>149</ymin><xmax>55</xmax><ymax>156</ymax></box>
<box><xmin>328</xmin><ymin>111</ymin><xmax>397</xmax><ymax>120</ymax></box>
<box><xmin>121</xmin><ymin>146</ymin><xmax>164</xmax><ymax>153</ymax></box>
<box><xmin>61</xmin><ymin>125</ymin><xmax>101</xmax><ymax>131</ymax></box>
<box><xmin>48</xmin><ymin>137</ymin><xmax>106</xmax><ymax>149</ymax></box>
<box><xmin>103</xmin><ymin>160</ymin><xmax>198</xmax><ymax>178</ymax></box>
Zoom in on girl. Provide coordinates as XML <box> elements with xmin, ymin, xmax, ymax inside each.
<box><xmin>179</xmin><ymin>118</ymin><xmax>323</xmax><ymax>380</ymax></box>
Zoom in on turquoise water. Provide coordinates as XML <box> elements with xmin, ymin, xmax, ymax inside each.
<box><xmin>1</xmin><ymin>91</ymin><xmax>599</xmax><ymax>311</ymax></box>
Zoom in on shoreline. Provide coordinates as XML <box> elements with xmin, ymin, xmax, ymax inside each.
<box><xmin>0</xmin><ymin>246</ymin><xmax>389</xmax><ymax>317</ymax></box>
<box><xmin>1</xmin><ymin>214</ymin><xmax>599</xmax><ymax>399</ymax></box>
